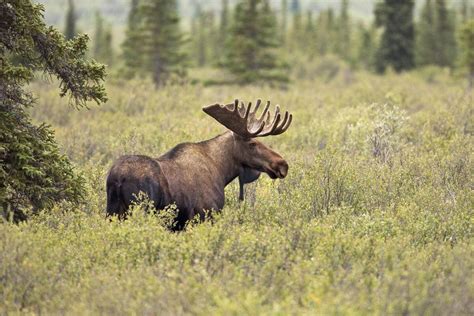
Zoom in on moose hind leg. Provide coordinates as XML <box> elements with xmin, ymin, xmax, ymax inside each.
<box><xmin>106</xmin><ymin>182</ymin><xmax>127</xmax><ymax>218</ymax></box>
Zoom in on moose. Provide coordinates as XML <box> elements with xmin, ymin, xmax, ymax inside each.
<box><xmin>106</xmin><ymin>99</ymin><xmax>292</xmax><ymax>230</ymax></box>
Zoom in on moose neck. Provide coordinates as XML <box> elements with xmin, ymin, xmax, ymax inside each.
<box><xmin>203</xmin><ymin>132</ymin><xmax>241</xmax><ymax>186</ymax></box>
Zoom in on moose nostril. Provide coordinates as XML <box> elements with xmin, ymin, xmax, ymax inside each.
<box><xmin>274</xmin><ymin>160</ymin><xmax>288</xmax><ymax>178</ymax></box>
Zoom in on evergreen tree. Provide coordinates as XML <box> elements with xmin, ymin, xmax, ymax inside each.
<box><xmin>103</xmin><ymin>26</ymin><xmax>114</xmax><ymax>67</ymax></box>
<box><xmin>0</xmin><ymin>0</ymin><xmax>107</xmax><ymax>221</ymax></box>
<box><xmin>93</xmin><ymin>11</ymin><xmax>114</xmax><ymax>66</ymax></box>
<box><xmin>356</xmin><ymin>23</ymin><xmax>376</xmax><ymax>70</ymax></box>
<box><xmin>122</xmin><ymin>0</ymin><xmax>144</xmax><ymax>77</ymax></box>
<box><xmin>93</xmin><ymin>11</ymin><xmax>104</xmax><ymax>60</ymax></box>
<box><xmin>315</xmin><ymin>9</ymin><xmax>330</xmax><ymax>55</ymax></box>
<box><xmin>304</xmin><ymin>10</ymin><xmax>316</xmax><ymax>58</ymax></box>
<box><xmin>459</xmin><ymin>0</ymin><xmax>473</xmax><ymax>23</ymax></box>
<box><xmin>375</xmin><ymin>0</ymin><xmax>415</xmax><ymax>73</ymax></box>
<box><xmin>220</xmin><ymin>0</ymin><xmax>230</xmax><ymax>45</ymax></box>
<box><xmin>281</xmin><ymin>0</ymin><xmax>288</xmax><ymax>43</ymax></box>
<box><xmin>458</xmin><ymin>20</ymin><xmax>474</xmax><ymax>87</ymax></box>
<box><xmin>290</xmin><ymin>0</ymin><xmax>302</xmax><ymax>51</ymax></box>
<box><xmin>416</xmin><ymin>0</ymin><xmax>437</xmax><ymax>66</ymax></box>
<box><xmin>195</xmin><ymin>5</ymin><xmax>207</xmax><ymax>66</ymax></box>
<box><xmin>207</xmin><ymin>11</ymin><xmax>219</xmax><ymax>64</ymax></box>
<box><xmin>304</xmin><ymin>11</ymin><xmax>314</xmax><ymax>42</ymax></box>
<box><xmin>315</xmin><ymin>8</ymin><xmax>337</xmax><ymax>56</ymax></box>
<box><xmin>434</xmin><ymin>0</ymin><xmax>456</xmax><ymax>67</ymax></box>
<box><xmin>140</xmin><ymin>0</ymin><xmax>186</xmax><ymax>85</ymax></box>
<box><xmin>223</xmin><ymin>0</ymin><xmax>288</xmax><ymax>84</ymax></box>
<box><xmin>64</xmin><ymin>0</ymin><xmax>77</xmax><ymax>40</ymax></box>
<box><xmin>337</xmin><ymin>0</ymin><xmax>351</xmax><ymax>61</ymax></box>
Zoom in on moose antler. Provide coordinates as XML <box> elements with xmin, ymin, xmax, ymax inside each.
<box><xmin>203</xmin><ymin>99</ymin><xmax>292</xmax><ymax>138</ymax></box>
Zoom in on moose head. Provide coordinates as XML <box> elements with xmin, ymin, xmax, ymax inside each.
<box><xmin>203</xmin><ymin>99</ymin><xmax>291</xmax><ymax>184</ymax></box>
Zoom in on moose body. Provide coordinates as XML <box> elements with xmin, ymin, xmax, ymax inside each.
<box><xmin>106</xmin><ymin>100</ymin><xmax>292</xmax><ymax>230</ymax></box>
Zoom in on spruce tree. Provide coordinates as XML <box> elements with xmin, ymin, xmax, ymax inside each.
<box><xmin>304</xmin><ymin>10</ymin><xmax>315</xmax><ymax>54</ymax></box>
<box><xmin>64</xmin><ymin>0</ymin><xmax>76</xmax><ymax>40</ymax></box>
<box><xmin>220</xmin><ymin>0</ymin><xmax>230</xmax><ymax>45</ymax></box>
<box><xmin>290</xmin><ymin>0</ymin><xmax>302</xmax><ymax>51</ymax></box>
<box><xmin>416</xmin><ymin>0</ymin><xmax>437</xmax><ymax>66</ymax></box>
<box><xmin>356</xmin><ymin>23</ymin><xmax>376</xmax><ymax>70</ymax></box>
<box><xmin>374</xmin><ymin>0</ymin><xmax>415</xmax><ymax>73</ymax></box>
<box><xmin>326</xmin><ymin>8</ymin><xmax>337</xmax><ymax>54</ymax></box>
<box><xmin>122</xmin><ymin>0</ymin><xmax>144</xmax><ymax>77</ymax></box>
<box><xmin>337</xmin><ymin>0</ymin><xmax>351</xmax><ymax>61</ymax></box>
<box><xmin>458</xmin><ymin>20</ymin><xmax>474</xmax><ymax>87</ymax></box>
<box><xmin>223</xmin><ymin>0</ymin><xmax>288</xmax><ymax>84</ymax></box>
<box><xmin>434</xmin><ymin>0</ymin><xmax>456</xmax><ymax>67</ymax></box>
<box><xmin>281</xmin><ymin>0</ymin><xmax>288</xmax><ymax>44</ymax></box>
<box><xmin>93</xmin><ymin>11</ymin><xmax>104</xmax><ymax>60</ymax></box>
<box><xmin>0</xmin><ymin>0</ymin><xmax>107</xmax><ymax>220</ymax></box>
<box><xmin>459</xmin><ymin>0</ymin><xmax>473</xmax><ymax>23</ymax></box>
<box><xmin>315</xmin><ymin>9</ymin><xmax>332</xmax><ymax>55</ymax></box>
<box><xmin>93</xmin><ymin>11</ymin><xmax>114</xmax><ymax>66</ymax></box>
<box><xmin>103</xmin><ymin>26</ymin><xmax>114</xmax><ymax>67</ymax></box>
<box><xmin>195</xmin><ymin>5</ymin><xmax>207</xmax><ymax>66</ymax></box>
<box><xmin>140</xmin><ymin>0</ymin><xmax>186</xmax><ymax>85</ymax></box>
<box><xmin>208</xmin><ymin>11</ymin><xmax>219</xmax><ymax>64</ymax></box>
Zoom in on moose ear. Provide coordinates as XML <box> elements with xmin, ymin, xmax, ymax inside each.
<box><xmin>238</xmin><ymin>167</ymin><xmax>261</xmax><ymax>201</ymax></box>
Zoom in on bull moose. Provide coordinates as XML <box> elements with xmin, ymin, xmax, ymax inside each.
<box><xmin>106</xmin><ymin>99</ymin><xmax>292</xmax><ymax>230</ymax></box>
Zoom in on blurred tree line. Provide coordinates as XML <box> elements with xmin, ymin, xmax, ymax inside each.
<box><xmin>63</xmin><ymin>0</ymin><xmax>474</xmax><ymax>85</ymax></box>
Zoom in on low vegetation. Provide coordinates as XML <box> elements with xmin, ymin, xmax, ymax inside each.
<box><xmin>1</xmin><ymin>69</ymin><xmax>472</xmax><ymax>314</ymax></box>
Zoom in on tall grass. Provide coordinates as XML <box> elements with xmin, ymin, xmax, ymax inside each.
<box><xmin>1</xmin><ymin>70</ymin><xmax>473</xmax><ymax>314</ymax></box>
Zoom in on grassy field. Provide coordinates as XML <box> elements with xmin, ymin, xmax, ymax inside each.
<box><xmin>1</xmin><ymin>69</ymin><xmax>473</xmax><ymax>314</ymax></box>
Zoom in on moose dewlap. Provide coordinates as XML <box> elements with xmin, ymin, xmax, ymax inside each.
<box><xmin>106</xmin><ymin>99</ymin><xmax>292</xmax><ymax>230</ymax></box>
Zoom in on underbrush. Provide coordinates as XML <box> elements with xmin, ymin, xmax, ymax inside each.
<box><xmin>1</xmin><ymin>72</ymin><xmax>472</xmax><ymax>314</ymax></box>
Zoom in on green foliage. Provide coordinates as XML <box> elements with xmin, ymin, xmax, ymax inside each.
<box><xmin>223</xmin><ymin>0</ymin><xmax>288</xmax><ymax>84</ymax></box>
<box><xmin>416</xmin><ymin>0</ymin><xmax>437</xmax><ymax>66</ymax></box>
<box><xmin>0</xmin><ymin>0</ymin><xmax>106</xmax><ymax>220</ymax></box>
<box><xmin>375</xmin><ymin>0</ymin><xmax>415</xmax><ymax>73</ymax></box>
<box><xmin>314</xmin><ymin>8</ymin><xmax>335</xmax><ymax>56</ymax></box>
<box><xmin>7</xmin><ymin>70</ymin><xmax>473</xmax><ymax>314</ymax></box>
<box><xmin>335</xmin><ymin>0</ymin><xmax>351</xmax><ymax>62</ymax></box>
<box><xmin>356</xmin><ymin>23</ymin><xmax>376</xmax><ymax>70</ymax></box>
<box><xmin>93</xmin><ymin>11</ymin><xmax>114</xmax><ymax>67</ymax></box>
<box><xmin>122</xmin><ymin>0</ymin><xmax>187</xmax><ymax>85</ymax></box>
<box><xmin>0</xmin><ymin>109</ymin><xmax>85</xmax><ymax>221</ymax></box>
<box><xmin>289</xmin><ymin>0</ymin><xmax>302</xmax><ymax>51</ymax></box>
<box><xmin>280</xmin><ymin>0</ymin><xmax>288</xmax><ymax>43</ymax></box>
<box><xmin>458</xmin><ymin>19</ymin><xmax>474</xmax><ymax>85</ymax></box>
<box><xmin>191</xmin><ymin>6</ymin><xmax>218</xmax><ymax>67</ymax></box>
<box><xmin>459</xmin><ymin>0</ymin><xmax>474</xmax><ymax>23</ymax></box>
<box><xmin>121</xmin><ymin>0</ymin><xmax>144</xmax><ymax>78</ymax></box>
<box><xmin>416</xmin><ymin>0</ymin><xmax>457</xmax><ymax>68</ymax></box>
<box><xmin>219</xmin><ymin>0</ymin><xmax>230</xmax><ymax>46</ymax></box>
<box><xmin>63</xmin><ymin>0</ymin><xmax>76</xmax><ymax>40</ymax></box>
<box><xmin>433</xmin><ymin>0</ymin><xmax>457</xmax><ymax>67</ymax></box>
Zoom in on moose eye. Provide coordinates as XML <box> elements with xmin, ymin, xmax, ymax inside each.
<box><xmin>249</xmin><ymin>142</ymin><xmax>257</xmax><ymax>148</ymax></box>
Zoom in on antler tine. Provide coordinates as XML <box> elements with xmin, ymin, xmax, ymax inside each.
<box><xmin>259</xmin><ymin>113</ymin><xmax>281</xmax><ymax>136</ymax></box>
<box><xmin>234</xmin><ymin>99</ymin><xmax>241</xmax><ymax>114</ymax></box>
<box><xmin>258</xmin><ymin>101</ymin><xmax>271</xmax><ymax>122</ymax></box>
<box><xmin>253</xmin><ymin>99</ymin><xmax>262</xmax><ymax>115</ymax></box>
<box><xmin>283</xmin><ymin>114</ymin><xmax>293</xmax><ymax>131</ymax></box>
<box><xmin>272</xmin><ymin>112</ymin><xmax>293</xmax><ymax>135</ymax></box>
<box><xmin>244</xmin><ymin>101</ymin><xmax>252</xmax><ymax>119</ymax></box>
<box><xmin>257</xmin><ymin>104</ymin><xmax>280</xmax><ymax>136</ymax></box>
<box><xmin>279</xmin><ymin>111</ymin><xmax>289</xmax><ymax>129</ymax></box>
<box><xmin>203</xmin><ymin>99</ymin><xmax>292</xmax><ymax>138</ymax></box>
